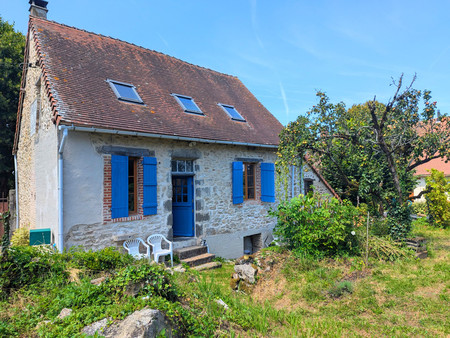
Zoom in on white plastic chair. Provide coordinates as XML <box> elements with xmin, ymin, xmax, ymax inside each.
<box><xmin>123</xmin><ymin>238</ymin><xmax>150</xmax><ymax>260</ymax></box>
<box><xmin>147</xmin><ymin>234</ymin><xmax>173</xmax><ymax>267</ymax></box>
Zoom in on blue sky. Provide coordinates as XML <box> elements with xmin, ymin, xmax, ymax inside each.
<box><xmin>2</xmin><ymin>0</ymin><xmax>449</xmax><ymax>126</ymax></box>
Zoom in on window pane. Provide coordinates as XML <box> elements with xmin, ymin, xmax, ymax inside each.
<box><xmin>243</xmin><ymin>162</ymin><xmax>255</xmax><ymax>200</ymax></box>
<box><xmin>177</xmin><ymin>96</ymin><xmax>202</xmax><ymax>113</ymax></box>
<box><xmin>186</xmin><ymin>160</ymin><xmax>193</xmax><ymax>172</ymax></box>
<box><xmin>178</xmin><ymin>160</ymin><xmax>185</xmax><ymax>172</ymax></box>
<box><xmin>115</xmin><ymin>84</ymin><xmax>137</xmax><ymax>99</ymax></box>
<box><xmin>222</xmin><ymin>105</ymin><xmax>245</xmax><ymax>121</ymax></box>
<box><xmin>109</xmin><ymin>81</ymin><xmax>143</xmax><ymax>103</ymax></box>
<box><xmin>248</xmin><ymin>187</ymin><xmax>255</xmax><ymax>199</ymax></box>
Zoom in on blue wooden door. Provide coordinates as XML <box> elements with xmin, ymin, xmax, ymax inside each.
<box><xmin>172</xmin><ymin>176</ymin><xmax>194</xmax><ymax>237</ymax></box>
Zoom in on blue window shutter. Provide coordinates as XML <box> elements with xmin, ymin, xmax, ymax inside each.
<box><xmin>111</xmin><ymin>155</ymin><xmax>128</xmax><ymax>218</ymax></box>
<box><xmin>143</xmin><ymin>157</ymin><xmax>157</xmax><ymax>215</ymax></box>
<box><xmin>261</xmin><ymin>162</ymin><xmax>275</xmax><ymax>202</ymax></box>
<box><xmin>232</xmin><ymin>161</ymin><xmax>244</xmax><ymax>204</ymax></box>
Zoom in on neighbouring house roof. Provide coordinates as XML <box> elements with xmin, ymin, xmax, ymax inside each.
<box><xmin>305</xmin><ymin>160</ymin><xmax>341</xmax><ymax>200</ymax></box>
<box><xmin>414</xmin><ymin>157</ymin><xmax>450</xmax><ymax>176</ymax></box>
<box><xmin>16</xmin><ymin>17</ymin><xmax>283</xmax><ymax>148</ymax></box>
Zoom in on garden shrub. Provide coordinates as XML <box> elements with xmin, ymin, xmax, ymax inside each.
<box><xmin>270</xmin><ymin>193</ymin><xmax>359</xmax><ymax>257</ymax></box>
<box><xmin>387</xmin><ymin>200</ymin><xmax>412</xmax><ymax>240</ymax></box>
<box><xmin>425</xmin><ymin>169</ymin><xmax>450</xmax><ymax>228</ymax></box>
<box><xmin>10</xmin><ymin>227</ymin><xmax>29</xmax><ymax>247</ymax></box>
<box><xmin>411</xmin><ymin>201</ymin><xmax>427</xmax><ymax>216</ymax></box>
<box><xmin>0</xmin><ymin>246</ymin><xmax>67</xmax><ymax>298</ymax></box>
<box><xmin>66</xmin><ymin>246</ymin><xmax>134</xmax><ymax>272</ymax></box>
<box><xmin>108</xmin><ymin>262</ymin><xmax>178</xmax><ymax>301</ymax></box>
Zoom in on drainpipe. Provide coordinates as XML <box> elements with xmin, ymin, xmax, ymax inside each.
<box><xmin>58</xmin><ymin>128</ymin><xmax>68</xmax><ymax>252</ymax></box>
<box><xmin>14</xmin><ymin>154</ymin><xmax>19</xmax><ymax>229</ymax></box>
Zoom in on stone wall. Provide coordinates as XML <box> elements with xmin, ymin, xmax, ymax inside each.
<box><xmin>62</xmin><ymin>132</ymin><xmax>278</xmax><ymax>257</ymax></box>
<box><xmin>16</xmin><ymin>32</ymin><xmax>59</xmax><ymax>235</ymax></box>
<box><xmin>287</xmin><ymin>163</ymin><xmax>335</xmax><ymax>198</ymax></box>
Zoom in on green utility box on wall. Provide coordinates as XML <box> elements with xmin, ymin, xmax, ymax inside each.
<box><xmin>29</xmin><ymin>228</ymin><xmax>51</xmax><ymax>246</ymax></box>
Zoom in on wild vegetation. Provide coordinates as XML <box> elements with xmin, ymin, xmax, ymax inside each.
<box><xmin>425</xmin><ymin>169</ymin><xmax>450</xmax><ymax>228</ymax></box>
<box><xmin>276</xmin><ymin>75</ymin><xmax>449</xmax><ymax>240</ymax></box>
<box><xmin>0</xmin><ymin>219</ymin><xmax>448</xmax><ymax>337</ymax></box>
<box><xmin>0</xmin><ymin>18</ymin><xmax>25</xmax><ymax>192</ymax></box>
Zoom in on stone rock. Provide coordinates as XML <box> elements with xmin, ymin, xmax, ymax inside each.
<box><xmin>215</xmin><ymin>299</ymin><xmax>229</xmax><ymax>310</ymax></box>
<box><xmin>102</xmin><ymin>308</ymin><xmax>173</xmax><ymax>338</ymax></box>
<box><xmin>57</xmin><ymin>308</ymin><xmax>72</xmax><ymax>320</ymax></box>
<box><xmin>91</xmin><ymin>276</ymin><xmax>106</xmax><ymax>285</ymax></box>
<box><xmin>235</xmin><ymin>254</ymin><xmax>256</xmax><ymax>265</ymax></box>
<box><xmin>124</xmin><ymin>281</ymin><xmax>145</xmax><ymax>297</ymax></box>
<box><xmin>230</xmin><ymin>274</ymin><xmax>240</xmax><ymax>290</ymax></box>
<box><xmin>35</xmin><ymin>320</ymin><xmax>51</xmax><ymax>330</ymax></box>
<box><xmin>234</xmin><ymin>264</ymin><xmax>257</xmax><ymax>284</ymax></box>
<box><xmin>173</xmin><ymin>266</ymin><xmax>186</xmax><ymax>273</ymax></box>
<box><xmin>81</xmin><ymin>317</ymin><xmax>110</xmax><ymax>336</ymax></box>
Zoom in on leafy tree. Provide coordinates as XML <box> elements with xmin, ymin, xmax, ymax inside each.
<box><xmin>425</xmin><ymin>169</ymin><xmax>450</xmax><ymax>228</ymax></box>
<box><xmin>0</xmin><ymin>18</ymin><xmax>25</xmax><ymax>193</ymax></box>
<box><xmin>277</xmin><ymin>75</ymin><xmax>450</xmax><ymax>239</ymax></box>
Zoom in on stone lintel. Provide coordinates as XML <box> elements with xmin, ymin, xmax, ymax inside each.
<box><xmin>97</xmin><ymin>146</ymin><xmax>154</xmax><ymax>157</ymax></box>
<box><xmin>235</xmin><ymin>157</ymin><xmax>263</xmax><ymax>163</ymax></box>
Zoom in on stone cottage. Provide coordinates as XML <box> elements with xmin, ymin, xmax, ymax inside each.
<box><xmin>13</xmin><ymin>2</ymin><xmax>338</xmax><ymax>258</ymax></box>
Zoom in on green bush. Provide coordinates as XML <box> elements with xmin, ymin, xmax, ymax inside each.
<box><xmin>328</xmin><ymin>280</ymin><xmax>353</xmax><ymax>298</ymax></box>
<box><xmin>387</xmin><ymin>201</ymin><xmax>412</xmax><ymax>240</ymax></box>
<box><xmin>270</xmin><ymin>193</ymin><xmax>359</xmax><ymax>257</ymax></box>
<box><xmin>66</xmin><ymin>246</ymin><xmax>134</xmax><ymax>272</ymax></box>
<box><xmin>108</xmin><ymin>262</ymin><xmax>178</xmax><ymax>301</ymax></box>
<box><xmin>0</xmin><ymin>246</ymin><xmax>67</xmax><ymax>298</ymax></box>
<box><xmin>411</xmin><ymin>201</ymin><xmax>427</xmax><ymax>216</ymax></box>
<box><xmin>10</xmin><ymin>227</ymin><xmax>30</xmax><ymax>246</ymax></box>
<box><xmin>425</xmin><ymin>169</ymin><xmax>450</xmax><ymax>228</ymax></box>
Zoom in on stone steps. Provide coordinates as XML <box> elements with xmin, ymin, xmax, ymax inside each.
<box><xmin>174</xmin><ymin>244</ymin><xmax>217</xmax><ymax>267</ymax></box>
<box><xmin>181</xmin><ymin>252</ymin><xmax>215</xmax><ymax>267</ymax></box>
<box><xmin>193</xmin><ymin>262</ymin><xmax>222</xmax><ymax>271</ymax></box>
<box><xmin>174</xmin><ymin>245</ymin><xmax>207</xmax><ymax>260</ymax></box>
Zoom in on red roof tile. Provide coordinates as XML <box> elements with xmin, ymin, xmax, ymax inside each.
<box><xmin>415</xmin><ymin>157</ymin><xmax>450</xmax><ymax>176</ymax></box>
<box><xmin>30</xmin><ymin>18</ymin><xmax>283</xmax><ymax>146</ymax></box>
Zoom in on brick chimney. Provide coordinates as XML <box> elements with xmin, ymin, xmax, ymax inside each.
<box><xmin>29</xmin><ymin>0</ymin><xmax>48</xmax><ymax>19</ymax></box>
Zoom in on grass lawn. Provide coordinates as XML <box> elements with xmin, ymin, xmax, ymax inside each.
<box><xmin>1</xmin><ymin>221</ymin><xmax>448</xmax><ymax>337</ymax></box>
<box><xmin>175</xmin><ymin>222</ymin><xmax>449</xmax><ymax>337</ymax></box>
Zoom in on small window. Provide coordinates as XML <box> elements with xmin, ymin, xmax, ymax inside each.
<box><xmin>243</xmin><ymin>162</ymin><xmax>255</xmax><ymax>200</ymax></box>
<box><xmin>171</xmin><ymin>159</ymin><xmax>194</xmax><ymax>174</ymax></box>
<box><xmin>218</xmin><ymin>103</ymin><xmax>245</xmax><ymax>122</ymax></box>
<box><xmin>107</xmin><ymin>79</ymin><xmax>144</xmax><ymax>104</ymax></box>
<box><xmin>172</xmin><ymin>94</ymin><xmax>203</xmax><ymax>115</ymax></box>
<box><xmin>304</xmin><ymin>179</ymin><xmax>314</xmax><ymax>195</ymax></box>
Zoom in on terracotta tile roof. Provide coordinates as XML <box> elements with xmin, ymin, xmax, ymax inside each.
<box><xmin>414</xmin><ymin>157</ymin><xmax>450</xmax><ymax>176</ymax></box>
<box><xmin>29</xmin><ymin>18</ymin><xmax>283</xmax><ymax>146</ymax></box>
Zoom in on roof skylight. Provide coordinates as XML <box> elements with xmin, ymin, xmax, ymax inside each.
<box><xmin>107</xmin><ymin>79</ymin><xmax>144</xmax><ymax>104</ymax></box>
<box><xmin>218</xmin><ymin>103</ymin><xmax>246</xmax><ymax>122</ymax></box>
<box><xmin>172</xmin><ymin>94</ymin><xmax>203</xmax><ymax>115</ymax></box>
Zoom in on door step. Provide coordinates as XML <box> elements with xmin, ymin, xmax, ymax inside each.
<box><xmin>193</xmin><ymin>262</ymin><xmax>222</xmax><ymax>271</ymax></box>
<box><xmin>174</xmin><ymin>245</ymin><xmax>216</xmax><ymax>267</ymax></box>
